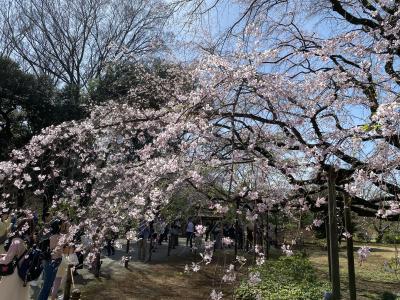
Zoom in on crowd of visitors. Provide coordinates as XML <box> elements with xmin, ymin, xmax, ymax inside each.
<box><xmin>133</xmin><ymin>217</ymin><xmax>195</xmax><ymax>261</ymax></box>
<box><xmin>0</xmin><ymin>209</ymin><xmax>81</xmax><ymax>300</ymax></box>
<box><xmin>132</xmin><ymin>216</ymin><xmax>253</xmax><ymax>262</ymax></box>
<box><xmin>1</xmin><ymin>211</ymin><xmax>265</xmax><ymax>299</ymax></box>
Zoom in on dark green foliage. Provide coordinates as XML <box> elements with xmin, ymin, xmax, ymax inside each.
<box><xmin>313</xmin><ymin>217</ymin><xmax>327</xmax><ymax>239</ymax></box>
<box><xmin>88</xmin><ymin>62</ymin><xmax>140</xmax><ymax>105</ymax></box>
<box><xmin>1</xmin><ymin>57</ymin><xmax>185</xmax><ymax>162</ymax></box>
<box><xmin>382</xmin><ymin>291</ymin><xmax>399</xmax><ymax>300</ymax></box>
<box><xmin>235</xmin><ymin>255</ymin><xmax>330</xmax><ymax>300</ymax></box>
<box><xmin>0</xmin><ymin>57</ymin><xmax>86</xmax><ymax>160</ymax></box>
<box><xmin>0</xmin><ymin>57</ymin><xmax>53</xmax><ymax>159</ymax></box>
<box><xmin>88</xmin><ymin>60</ymin><xmax>187</xmax><ymax>109</ymax></box>
<box><xmin>53</xmin><ymin>84</ymin><xmax>87</xmax><ymax>123</ymax></box>
<box><xmin>383</xmin><ymin>232</ymin><xmax>400</xmax><ymax>244</ymax></box>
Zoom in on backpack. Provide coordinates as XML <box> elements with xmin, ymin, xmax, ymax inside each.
<box><xmin>3</xmin><ymin>236</ymin><xmax>13</xmax><ymax>252</ymax></box>
<box><xmin>17</xmin><ymin>247</ymin><xmax>44</xmax><ymax>285</ymax></box>
<box><xmin>0</xmin><ymin>238</ymin><xmax>27</xmax><ymax>277</ymax></box>
<box><xmin>38</xmin><ymin>236</ymin><xmax>51</xmax><ymax>260</ymax></box>
<box><xmin>0</xmin><ymin>250</ymin><xmax>26</xmax><ymax>276</ymax></box>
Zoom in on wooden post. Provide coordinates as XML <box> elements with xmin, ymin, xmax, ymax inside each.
<box><xmin>63</xmin><ymin>264</ymin><xmax>74</xmax><ymax>300</ymax></box>
<box><xmin>71</xmin><ymin>289</ymin><xmax>81</xmax><ymax>300</ymax></box>
<box><xmin>344</xmin><ymin>195</ymin><xmax>356</xmax><ymax>300</ymax></box>
<box><xmin>234</xmin><ymin>199</ymin><xmax>239</xmax><ymax>257</ymax></box>
<box><xmin>253</xmin><ymin>221</ymin><xmax>257</xmax><ymax>263</ymax></box>
<box><xmin>325</xmin><ymin>215</ymin><xmax>332</xmax><ymax>282</ymax></box>
<box><xmin>167</xmin><ymin>234</ymin><xmax>171</xmax><ymax>256</ymax></box>
<box><xmin>274</xmin><ymin>214</ymin><xmax>279</xmax><ymax>248</ymax></box>
<box><xmin>265</xmin><ymin>210</ymin><xmax>270</xmax><ymax>260</ymax></box>
<box><xmin>328</xmin><ymin>167</ymin><xmax>340</xmax><ymax>299</ymax></box>
<box><xmin>260</xmin><ymin>218</ymin><xmax>265</xmax><ymax>254</ymax></box>
<box><xmin>148</xmin><ymin>236</ymin><xmax>153</xmax><ymax>262</ymax></box>
<box><xmin>245</xmin><ymin>226</ymin><xmax>249</xmax><ymax>252</ymax></box>
<box><xmin>234</xmin><ymin>220</ymin><xmax>238</xmax><ymax>257</ymax></box>
<box><xmin>298</xmin><ymin>211</ymin><xmax>303</xmax><ymax>249</ymax></box>
<box><xmin>242</xmin><ymin>224</ymin><xmax>246</xmax><ymax>251</ymax></box>
<box><xmin>94</xmin><ymin>252</ymin><xmax>101</xmax><ymax>278</ymax></box>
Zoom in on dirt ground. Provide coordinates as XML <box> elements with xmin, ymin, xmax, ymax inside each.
<box><xmin>2</xmin><ymin>238</ymin><xmax>398</xmax><ymax>299</ymax></box>
<box><xmin>76</xmin><ymin>238</ymin><xmax>235</xmax><ymax>300</ymax></box>
<box><xmin>77</xmin><ymin>241</ymin><xmax>400</xmax><ymax>300</ymax></box>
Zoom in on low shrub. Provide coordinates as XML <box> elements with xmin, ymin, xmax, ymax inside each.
<box><xmin>383</xmin><ymin>232</ymin><xmax>400</xmax><ymax>244</ymax></box>
<box><xmin>356</xmin><ymin>230</ymin><xmax>372</xmax><ymax>243</ymax></box>
<box><xmin>235</xmin><ymin>255</ymin><xmax>330</xmax><ymax>300</ymax></box>
<box><xmin>382</xmin><ymin>291</ymin><xmax>400</xmax><ymax>300</ymax></box>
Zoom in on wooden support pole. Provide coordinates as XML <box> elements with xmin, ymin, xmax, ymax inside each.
<box><xmin>234</xmin><ymin>199</ymin><xmax>239</xmax><ymax>257</ymax></box>
<box><xmin>234</xmin><ymin>221</ymin><xmax>238</xmax><ymax>257</ymax></box>
<box><xmin>265</xmin><ymin>210</ymin><xmax>270</xmax><ymax>260</ymax></box>
<box><xmin>325</xmin><ymin>215</ymin><xmax>332</xmax><ymax>282</ymax></box>
<box><xmin>245</xmin><ymin>226</ymin><xmax>249</xmax><ymax>252</ymax></box>
<box><xmin>253</xmin><ymin>221</ymin><xmax>257</xmax><ymax>263</ymax></box>
<box><xmin>344</xmin><ymin>195</ymin><xmax>356</xmax><ymax>300</ymax></box>
<box><xmin>148</xmin><ymin>237</ymin><xmax>153</xmax><ymax>262</ymax></box>
<box><xmin>328</xmin><ymin>167</ymin><xmax>340</xmax><ymax>299</ymax></box>
<box><xmin>63</xmin><ymin>264</ymin><xmax>74</xmax><ymax>300</ymax></box>
<box><xmin>167</xmin><ymin>234</ymin><xmax>171</xmax><ymax>256</ymax></box>
<box><xmin>260</xmin><ymin>218</ymin><xmax>265</xmax><ymax>254</ymax></box>
<box><xmin>274</xmin><ymin>214</ymin><xmax>279</xmax><ymax>248</ymax></box>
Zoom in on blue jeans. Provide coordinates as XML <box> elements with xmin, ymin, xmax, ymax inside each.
<box><xmin>37</xmin><ymin>258</ymin><xmax>61</xmax><ymax>300</ymax></box>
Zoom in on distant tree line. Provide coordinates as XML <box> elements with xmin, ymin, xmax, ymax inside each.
<box><xmin>0</xmin><ymin>0</ymin><xmax>174</xmax><ymax>160</ymax></box>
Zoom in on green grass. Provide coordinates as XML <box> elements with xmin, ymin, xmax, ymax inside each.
<box><xmin>306</xmin><ymin>243</ymin><xmax>400</xmax><ymax>299</ymax></box>
<box><xmin>236</xmin><ymin>255</ymin><xmax>331</xmax><ymax>300</ymax></box>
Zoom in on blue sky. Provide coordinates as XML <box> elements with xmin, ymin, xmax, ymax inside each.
<box><xmin>168</xmin><ymin>1</ymin><xmax>386</xmax><ymax>168</ymax></box>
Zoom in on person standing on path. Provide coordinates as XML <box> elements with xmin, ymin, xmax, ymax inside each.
<box><xmin>105</xmin><ymin>229</ymin><xmax>115</xmax><ymax>256</ymax></box>
<box><xmin>186</xmin><ymin>218</ymin><xmax>194</xmax><ymax>248</ymax></box>
<box><xmin>137</xmin><ymin>220</ymin><xmax>150</xmax><ymax>261</ymax></box>
<box><xmin>153</xmin><ymin>219</ymin><xmax>162</xmax><ymax>250</ymax></box>
<box><xmin>158</xmin><ymin>218</ymin><xmax>167</xmax><ymax>245</ymax></box>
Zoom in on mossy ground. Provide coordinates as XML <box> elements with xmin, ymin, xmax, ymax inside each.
<box><xmin>79</xmin><ymin>241</ymin><xmax>399</xmax><ymax>299</ymax></box>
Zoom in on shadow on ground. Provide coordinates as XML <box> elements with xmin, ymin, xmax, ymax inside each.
<box><xmin>76</xmin><ymin>238</ymin><xmax>233</xmax><ymax>300</ymax></box>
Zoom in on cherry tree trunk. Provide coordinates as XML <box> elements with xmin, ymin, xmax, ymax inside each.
<box><xmin>265</xmin><ymin>210</ymin><xmax>270</xmax><ymax>260</ymax></box>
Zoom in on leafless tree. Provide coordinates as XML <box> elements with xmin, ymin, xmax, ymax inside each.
<box><xmin>1</xmin><ymin>0</ymin><xmax>170</xmax><ymax>88</ymax></box>
<box><xmin>172</xmin><ymin>0</ymin><xmax>400</xmax><ymax>218</ymax></box>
